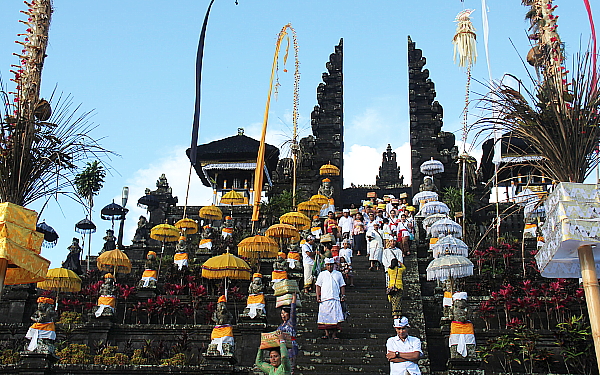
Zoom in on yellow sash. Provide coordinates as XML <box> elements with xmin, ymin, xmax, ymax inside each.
<box><xmin>450</xmin><ymin>321</ymin><xmax>474</xmax><ymax>335</ymax></box>
<box><xmin>98</xmin><ymin>296</ymin><xmax>116</xmax><ymax>307</ymax></box>
<box><xmin>142</xmin><ymin>269</ymin><xmax>157</xmax><ymax>278</ymax></box>
<box><xmin>247</xmin><ymin>294</ymin><xmax>265</xmax><ymax>305</ymax></box>
<box><xmin>211</xmin><ymin>325</ymin><xmax>233</xmax><ymax>339</ymax></box>
<box><xmin>31</xmin><ymin>322</ymin><xmax>55</xmax><ymax>331</ymax></box>
<box><xmin>272</xmin><ymin>270</ymin><xmax>288</xmax><ymax>280</ymax></box>
<box><xmin>174</xmin><ymin>253</ymin><xmax>188</xmax><ymax>261</ymax></box>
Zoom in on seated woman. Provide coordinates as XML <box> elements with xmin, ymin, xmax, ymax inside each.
<box><xmin>387</xmin><ymin>258</ymin><xmax>407</xmax><ymax>318</ymax></box>
<box><xmin>255</xmin><ymin>340</ymin><xmax>291</xmax><ymax>375</ymax></box>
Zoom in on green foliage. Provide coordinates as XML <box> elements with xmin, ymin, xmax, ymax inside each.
<box><xmin>58</xmin><ymin>311</ymin><xmax>83</xmax><ymax>324</ymax></box>
<box><xmin>93</xmin><ymin>346</ymin><xmax>130</xmax><ymax>365</ymax></box>
<box><xmin>261</xmin><ymin>190</ymin><xmax>296</xmax><ymax>222</ymax></box>
<box><xmin>130</xmin><ymin>349</ymin><xmax>149</xmax><ymax>365</ymax></box>
<box><xmin>0</xmin><ymin>349</ymin><xmax>20</xmax><ymax>364</ymax></box>
<box><xmin>57</xmin><ymin>343</ymin><xmax>93</xmax><ymax>364</ymax></box>
<box><xmin>442</xmin><ymin>186</ymin><xmax>474</xmax><ymax>217</ymax></box>
<box><xmin>555</xmin><ymin>315</ymin><xmax>597</xmax><ymax>375</ymax></box>
<box><xmin>160</xmin><ymin>353</ymin><xmax>186</xmax><ymax>366</ymax></box>
<box><xmin>74</xmin><ymin>160</ymin><xmax>105</xmax><ymax>207</ymax></box>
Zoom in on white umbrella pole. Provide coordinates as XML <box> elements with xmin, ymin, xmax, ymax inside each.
<box><xmin>578</xmin><ymin>244</ymin><xmax>600</xmax><ymax>374</ymax></box>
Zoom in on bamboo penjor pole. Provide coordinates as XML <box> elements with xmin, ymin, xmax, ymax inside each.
<box><xmin>578</xmin><ymin>244</ymin><xmax>600</xmax><ymax>374</ymax></box>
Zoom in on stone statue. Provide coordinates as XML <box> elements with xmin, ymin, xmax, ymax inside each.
<box><xmin>25</xmin><ymin>297</ymin><xmax>57</xmax><ymax>354</ymax></box>
<box><xmin>221</xmin><ymin>216</ymin><xmax>234</xmax><ymax>243</ymax></box>
<box><xmin>318</xmin><ymin>178</ymin><xmax>334</xmax><ymax>199</ymax></box>
<box><xmin>286</xmin><ymin>242</ymin><xmax>303</xmax><ymax>271</ymax></box>
<box><xmin>62</xmin><ymin>238</ymin><xmax>82</xmax><ymax>275</ymax></box>
<box><xmin>95</xmin><ymin>274</ymin><xmax>117</xmax><ymax>318</ymax></box>
<box><xmin>419</xmin><ymin>176</ymin><xmax>438</xmax><ymax>193</ymax></box>
<box><xmin>449</xmin><ymin>292</ymin><xmax>476</xmax><ymax>359</ymax></box>
<box><xmin>174</xmin><ymin>238</ymin><xmax>189</xmax><ymax>270</ymax></box>
<box><xmin>206</xmin><ymin>296</ymin><xmax>234</xmax><ymax>356</ymax></box>
<box><xmin>133</xmin><ymin>215</ymin><xmax>150</xmax><ymax>242</ymax></box>
<box><xmin>101</xmin><ymin>229</ymin><xmax>117</xmax><ymax>253</ymax></box>
<box><xmin>273</xmin><ymin>252</ymin><xmax>289</xmax><ymax>272</ymax></box>
<box><xmin>197</xmin><ymin>226</ymin><xmax>215</xmax><ymax>255</ymax></box>
<box><xmin>137</xmin><ymin>251</ymin><xmax>159</xmax><ymax>288</ymax></box>
<box><xmin>240</xmin><ymin>274</ymin><xmax>266</xmax><ymax>320</ymax></box>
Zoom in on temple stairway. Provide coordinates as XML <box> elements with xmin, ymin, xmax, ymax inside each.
<box><xmin>294</xmin><ymin>251</ymin><xmax>429</xmax><ymax>375</ymax></box>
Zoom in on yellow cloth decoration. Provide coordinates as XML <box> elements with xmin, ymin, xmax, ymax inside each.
<box><xmin>0</xmin><ymin>237</ymin><xmax>50</xmax><ymax>284</ymax></box>
<box><xmin>0</xmin><ymin>203</ymin><xmax>37</xmax><ymax>228</ymax></box>
<box><xmin>430</xmin><ymin>238</ymin><xmax>439</xmax><ymax>245</ymax></box>
<box><xmin>97</xmin><ymin>296</ymin><xmax>116</xmax><ymax>308</ymax></box>
<box><xmin>247</xmin><ymin>294</ymin><xmax>265</xmax><ymax>305</ymax></box>
<box><xmin>272</xmin><ymin>270</ymin><xmax>288</xmax><ymax>280</ymax></box>
<box><xmin>287</xmin><ymin>252</ymin><xmax>301</xmax><ymax>261</ymax></box>
<box><xmin>450</xmin><ymin>321</ymin><xmax>474</xmax><ymax>334</ymax></box>
<box><xmin>142</xmin><ymin>270</ymin><xmax>157</xmax><ymax>278</ymax></box>
<box><xmin>211</xmin><ymin>325</ymin><xmax>233</xmax><ymax>339</ymax></box>
<box><xmin>30</xmin><ymin>322</ymin><xmax>55</xmax><ymax>331</ymax></box>
<box><xmin>174</xmin><ymin>253</ymin><xmax>188</xmax><ymax>261</ymax></box>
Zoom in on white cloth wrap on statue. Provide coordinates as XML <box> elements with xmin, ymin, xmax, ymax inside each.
<box><xmin>246</xmin><ymin>303</ymin><xmax>266</xmax><ymax>319</ymax></box>
<box><xmin>141</xmin><ymin>276</ymin><xmax>157</xmax><ymax>288</ymax></box>
<box><xmin>25</xmin><ymin>327</ymin><xmax>56</xmax><ymax>351</ymax></box>
<box><xmin>94</xmin><ymin>304</ymin><xmax>115</xmax><ymax>318</ymax></box>
<box><xmin>449</xmin><ymin>333</ymin><xmax>476</xmax><ymax>357</ymax></box>
<box><xmin>174</xmin><ymin>258</ymin><xmax>188</xmax><ymax>270</ymax></box>
<box><xmin>286</xmin><ymin>259</ymin><xmax>300</xmax><ymax>269</ymax></box>
<box><xmin>198</xmin><ymin>240</ymin><xmax>212</xmax><ymax>249</ymax></box>
<box><xmin>210</xmin><ymin>336</ymin><xmax>234</xmax><ymax>355</ymax></box>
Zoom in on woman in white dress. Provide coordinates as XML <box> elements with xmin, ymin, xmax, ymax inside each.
<box><xmin>367</xmin><ymin>222</ymin><xmax>384</xmax><ymax>271</ymax></box>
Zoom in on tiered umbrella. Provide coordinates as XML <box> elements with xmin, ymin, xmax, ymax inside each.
<box><xmin>199</xmin><ymin>205</ymin><xmax>223</xmax><ymax>222</ymax></box>
<box><xmin>97</xmin><ymin>249</ymin><xmax>132</xmax><ymax>279</ymax></box>
<box><xmin>202</xmin><ymin>251</ymin><xmax>252</xmax><ymax>300</ymax></box>
<box><xmin>412</xmin><ymin>191</ymin><xmax>439</xmax><ymax>206</ymax></box>
<box><xmin>419</xmin><ymin>201</ymin><xmax>450</xmax><ymax>216</ymax></box>
<box><xmin>175</xmin><ymin>218</ymin><xmax>199</xmax><ymax>236</ymax></box>
<box><xmin>280</xmin><ymin>212</ymin><xmax>311</xmax><ymax>231</ymax></box>
<box><xmin>430</xmin><ymin>218</ymin><xmax>463</xmax><ymax>238</ymax></box>
<box><xmin>423</xmin><ymin>213</ymin><xmax>448</xmax><ymax>228</ymax></box>
<box><xmin>237</xmin><ymin>235</ymin><xmax>279</xmax><ymax>259</ymax></box>
<box><xmin>137</xmin><ymin>194</ymin><xmax>159</xmax><ymax>210</ymax></box>
<box><xmin>432</xmin><ymin>235</ymin><xmax>469</xmax><ymax>258</ymax></box>
<box><xmin>100</xmin><ymin>202</ymin><xmax>127</xmax><ymax>221</ymax></box>
<box><xmin>426</xmin><ymin>255</ymin><xmax>474</xmax><ymax>282</ymax></box>
<box><xmin>310</xmin><ymin>194</ymin><xmax>329</xmax><ymax>206</ymax></box>
<box><xmin>36</xmin><ymin>222</ymin><xmax>59</xmax><ymax>248</ymax></box>
<box><xmin>297</xmin><ymin>201</ymin><xmax>321</xmax><ymax>217</ymax></box>
<box><xmin>319</xmin><ymin>163</ymin><xmax>340</xmax><ymax>176</ymax></box>
<box><xmin>420</xmin><ymin>158</ymin><xmax>445</xmax><ymax>175</ymax></box>
<box><xmin>75</xmin><ymin>218</ymin><xmax>96</xmax><ymax>234</ymax></box>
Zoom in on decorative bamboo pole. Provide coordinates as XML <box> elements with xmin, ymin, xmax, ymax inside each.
<box><xmin>577</xmin><ymin>244</ymin><xmax>600</xmax><ymax>374</ymax></box>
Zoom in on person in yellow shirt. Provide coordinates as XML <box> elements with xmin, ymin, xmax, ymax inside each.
<box><xmin>386</xmin><ymin>258</ymin><xmax>406</xmax><ymax>318</ymax></box>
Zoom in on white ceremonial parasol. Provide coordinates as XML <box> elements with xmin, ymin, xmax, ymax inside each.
<box><xmin>426</xmin><ymin>255</ymin><xmax>474</xmax><ymax>281</ymax></box>
<box><xmin>432</xmin><ymin>235</ymin><xmax>469</xmax><ymax>258</ymax></box>
<box><xmin>420</xmin><ymin>158</ymin><xmax>445</xmax><ymax>175</ymax></box>
<box><xmin>413</xmin><ymin>191</ymin><xmax>439</xmax><ymax>206</ymax></box>
<box><xmin>430</xmin><ymin>218</ymin><xmax>463</xmax><ymax>239</ymax></box>
<box><xmin>419</xmin><ymin>201</ymin><xmax>450</xmax><ymax>216</ymax></box>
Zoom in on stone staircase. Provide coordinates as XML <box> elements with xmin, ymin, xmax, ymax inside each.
<box><xmin>294</xmin><ymin>252</ymin><xmax>429</xmax><ymax>374</ymax></box>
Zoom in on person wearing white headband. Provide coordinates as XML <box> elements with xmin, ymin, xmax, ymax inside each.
<box><xmin>316</xmin><ymin>257</ymin><xmax>346</xmax><ymax>340</ymax></box>
<box><xmin>386</xmin><ymin>317</ymin><xmax>423</xmax><ymax>374</ymax></box>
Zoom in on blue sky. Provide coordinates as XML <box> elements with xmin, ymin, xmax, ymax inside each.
<box><xmin>0</xmin><ymin>0</ymin><xmax>596</xmax><ymax>268</ymax></box>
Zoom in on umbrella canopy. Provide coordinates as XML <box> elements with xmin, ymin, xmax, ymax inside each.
<box><xmin>37</xmin><ymin>267</ymin><xmax>82</xmax><ymax>293</ymax></box>
<box><xmin>426</xmin><ymin>255</ymin><xmax>474</xmax><ymax>281</ymax></box>
<box><xmin>137</xmin><ymin>194</ymin><xmax>159</xmax><ymax>209</ymax></box>
<box><xmin>97</xmin><ymin>248</ymin><xmax>132</xmax><ymax>274</ymax></box>
<box><xmin>280</xmin><ymin>212</ymin><xmax>311</xmax><ymax>231</ymax></box>
<box><xmin>412</xmin><ymin>191</ymin><xmax>439</xmax><ymax>206</ymax></box>
<box><xmin>199</xmin><ymin>205</ymin><xmax>223</xmax><ymax>221</ymax></box>
<box><xmin>100</xmin><ymin>202</ymin><xmax>127</xmax><ymax>221</ymax></box>
<box><xmin>150</xmin><ymin>223</ymin><xmax>180</xmax><ymax>242</ymax></box>
<box><xmin>430</xmin><ymin>218</ymin><xmax>463</xmax><ymax>238</ymax></box>
<box><xmin>36</xmin><ymin>222</ymin><xmax>59</xmax><ymax>248</ymax></box>
<box><xmin>422</xmin><ymin>213</ymin><xmax>448</xmax><ymax>228</ymax></box>
<box><xmin>220</xmin><ymin>190</ymin><xmax>245</xmax><ymax>206</ymax></box>
<box><xmin>237</xmin><ymin>235</ymin><xmax>279</xmax><ymax>259</ymax></box>
<box><xmin>201</xmin><ymin>252</ymin><xmax>251</xmax><ymax>280</ymax></box>
<box><xmin>310</xmin><ymin>194</ymin><xmax>329</xmax><ymax>206</ymax></box>
<box><xmin>297</xmin><ymin>201</ymin><xmax>321</xmax><ymax>217</ymax></box>
<box><xmin>75</xmin><ymin>218</ymin><xmax>96</xmax><ymax>234</ymax></box>
<box><xmin>266</xmin><ymin>223</ymin><xmax>300</xmax><ymax>241</ymax></box>
<box><xmin>419</xmin><ymin>201</ymin><xmax>450</xmax><ymax>216</ymax></box>
<box><xmin>420</xmin><ymin>158</ymin><xmax>445</xmax><ymax>175</ymax></box>
<box><xmin>432</xmin><ymin>235</ymin><xmax>469</xmax><ymax>258</ymax></box>
<box><xmin>175</xmin><ymin>218</ymin><xmax>198</xmax><ymax>235</ymax></box>
<box><xmin>319</xmin><ymin>163</ymin><xmax>340</xmax><ymax>176</ymax></box>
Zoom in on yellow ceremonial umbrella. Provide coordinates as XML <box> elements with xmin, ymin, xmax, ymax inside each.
<box><xmin>319</xmin><ymin>162</ymin><xmax>340</xmax><ymax>176</ymax></box>
<box><xmin>37</xmin><ymin>267</ymin><xmax>82</xmax><ymax>308</ymax></box>
<box><xmin>202</xmin><ymin>251</ymin><xmax>251</xmax><ymax>300</ymax></box>
<box><xmin>310</xmin><ymin>194</ymin><xmax>329</xmax><ymax>206</ymax></box>
<box><xmin>280</xmin><ymin>212</ymin><xmax>311</xmax><ymax>231</ymax></box>
<box><xmin>237</xmin><ymin>235</ymin><xmax>279</xmax><ymax>259</ymax></box>
<box><xmin>297</xmin><ymin>201</ymin><xmax>321</xmax><ymax>217</ymax></box>
<box><xmin>199</xmin><ymin>205</ymin><xmax>223</xmax><ymax>222</ymax></box>
<box><xmin>220</xmin><ymin>190</ymin><xmax>245</xmax><ymax>205</ymax></box>
<box><xmin>175</xmin><ymin>218</ymin><xmax>198</xmax><ymax>236</ymax></box>
<box><xmin>150</xmin><ymin>223</ymin><xmax>180</xmax><ymax>276</ymax></box>
<box><xmin>97</xmin><ymin>248</ymin><xmax>132</xmax><ymax>279</ymax></box>
<box><xmin>266</xmin><ymin>223</ymin><xmax>300</xmax><ymax>251</ymax></box>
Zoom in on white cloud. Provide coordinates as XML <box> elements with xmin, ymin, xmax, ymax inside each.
<box><xmin>394</xmin><ymin>142</ymin><xmax>412</xmax><ymax>185</ymax></box>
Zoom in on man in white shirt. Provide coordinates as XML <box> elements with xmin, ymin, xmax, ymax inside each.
<box><xmin>316</xmin><ymin>258</ymin><xmax>346</xmax><ymax>340</ymax></box>
<box><xmin>338</xmin><ymin>209</ymin><xmax>354</xmax><ymax>240</ymax></box>
<box><xmin>302</xmin><ymin>236</ymin><xmax>316</xmax><ymax>294</ymax></box>
<box><xmin>386</xmin><ymin>317</ymin><xmax>422</xmax><ymax>375</ymax></box>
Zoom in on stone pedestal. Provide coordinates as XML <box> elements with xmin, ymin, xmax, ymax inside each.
<box><xmin>202</xmin><ymin>354</ymin><xmax>237</xmax><ymax>365</ymax></box>
<box><xmin>18</xmin><ymin>351</ymin><xmax>57</xmax><ymax>374</ymax></box>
